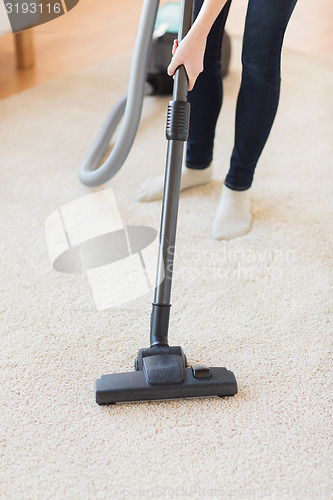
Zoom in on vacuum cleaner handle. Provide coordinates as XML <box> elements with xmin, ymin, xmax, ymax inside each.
<box><xmin>173</xmin><ymin>64</ymin><xmax>189</xmax><ymax>98</ymax></box>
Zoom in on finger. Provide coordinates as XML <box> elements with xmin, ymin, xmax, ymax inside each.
<box><xmin>172</xmin><ymin>39</ymin><xmax>178</xmax><ymax>56</ymax></box>
<box><xmin>188</xmin><ymin>75</ymin><xmax>196</xmax><ymax>92</ymax></box>
<box><xmin>167</xmin><ymin>58</ymin><xmax>177</xmax><ymax>77</ymax></box>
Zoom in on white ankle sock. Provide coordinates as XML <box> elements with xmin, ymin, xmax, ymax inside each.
<box><xmin>212</xmin><ymin>185</ymin><xmax>252</xmax><ymax>240</ymax></box>
<box><xmin>136</xmin><ymin>165</ymin><xmax>213</xmax><ymax>202</ymax></box>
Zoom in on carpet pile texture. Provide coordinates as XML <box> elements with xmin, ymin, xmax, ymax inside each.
<box><xmin>1</xmin><ymin>38</ymin><xmax>332</xmax><ymax>499</ymax></box>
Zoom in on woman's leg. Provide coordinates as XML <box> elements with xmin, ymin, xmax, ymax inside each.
<box><xmin>225</xmin><ymin>0</ymin><xmax>298</xmax><ymax>190</ymax></box>
<box><xmin>213</xmin><ymin>0</ymin><xmax>298</xmax><ymax>239</ymax></box>
<box><xmin>186</xmin><ymin>0</ymin><xmax>231</xmax><ymax>169</ymax></box>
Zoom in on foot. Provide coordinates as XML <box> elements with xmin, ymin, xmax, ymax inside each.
<box><xmin>212</xmin><ymin>185</ymin><xmax>252</xmax><ymax>240</ymax></box>
<box><xmin>136</xmin><ymin>165</ymin><xmax>213</xmax><ymax>202</ymax></box>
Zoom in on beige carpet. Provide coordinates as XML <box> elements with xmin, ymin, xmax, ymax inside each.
<box><xmin>1</xmin><ymin>38</ymin><xmax>332</xmax><ymax>499</ymax></box>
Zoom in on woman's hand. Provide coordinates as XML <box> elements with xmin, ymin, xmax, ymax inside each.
<box><xmin>167</xmin><ymin>29</ymin><xmax>207</xmax><ymax>91</ymax></box>
<box><xmin>167</xmin><ymin>0</ymin><xmax>228</xmax><ymax>91</ymax></box>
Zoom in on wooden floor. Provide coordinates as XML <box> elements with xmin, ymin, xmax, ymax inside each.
<box><xmin>0</xmin><ymin>0</ymin><xmax>332</xmax><ymax>100</ymax></box>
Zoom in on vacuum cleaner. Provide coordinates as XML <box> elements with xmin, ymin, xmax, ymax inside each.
<box><xmin>94</xmin><ymin>0</ymin><xmax>237</xmax><ymax>404</ymax></box>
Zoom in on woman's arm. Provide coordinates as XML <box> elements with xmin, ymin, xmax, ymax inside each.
<box><xmin>167</xmin><ymin>0</ymin><xmax>229</xmax><ymax>91</ymax></box>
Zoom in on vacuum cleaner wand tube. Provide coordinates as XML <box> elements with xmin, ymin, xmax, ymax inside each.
<box><xmin>150</xmin><ymin>0</ymin><xmax>193</xmax><ymax>348</ymax></box>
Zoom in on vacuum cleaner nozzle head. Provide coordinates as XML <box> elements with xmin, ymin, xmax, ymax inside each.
<box><xmin>95</xmin><ymin>346</ymin><xmax>237</xmax><ymax>405</ymax></box>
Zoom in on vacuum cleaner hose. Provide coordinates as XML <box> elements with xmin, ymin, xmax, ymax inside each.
<box><xmin>79</xmin><ymin>0</ymin><xmax>160</xmax><ymax>186</ymax></box>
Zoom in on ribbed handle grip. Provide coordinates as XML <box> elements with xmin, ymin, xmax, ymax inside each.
<box><xmin>166</xmin><ymin>100</ymin><xmax>191</xmax><ymax>141</ymax></box>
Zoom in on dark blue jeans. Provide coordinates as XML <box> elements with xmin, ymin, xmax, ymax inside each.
<box><xmin>186</xmin><ymin>0</ymin><xmax>298</xmax><ymax>190</ymax></box>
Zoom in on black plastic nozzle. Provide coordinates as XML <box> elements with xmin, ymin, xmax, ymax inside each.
<box><xmin>95</xmin><ymin>346</ymin><xmax>237</xmax><ymax>405</ymax></box>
